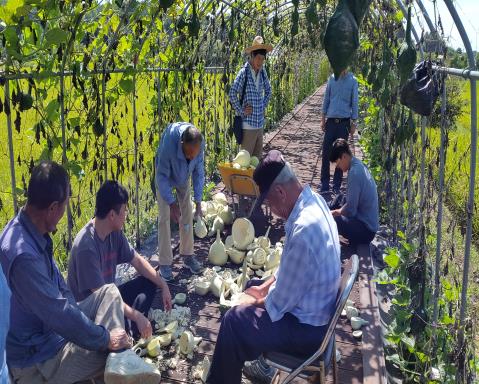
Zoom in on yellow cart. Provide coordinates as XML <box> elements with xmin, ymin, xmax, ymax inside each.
<box><xmin>218</xmin><ymin>162</ymin><xmax>259</xmax><ymax>217</ymax></box>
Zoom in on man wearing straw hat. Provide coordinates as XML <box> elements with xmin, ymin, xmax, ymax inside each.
<box><xmin>229</xmin><ymin>36</ymin><xmax>273</xmax><ymax>158</ymax></box>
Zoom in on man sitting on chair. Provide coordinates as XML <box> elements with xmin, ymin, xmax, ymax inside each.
<box><xmin>206</xmin><ymin>150</ymin><xmax>341</xmax><ymax>384</ymax></box>
<box><xmin>329</xmin><ymin>138</ymin><xmax>379</xmax><ymax>245</ymax></box>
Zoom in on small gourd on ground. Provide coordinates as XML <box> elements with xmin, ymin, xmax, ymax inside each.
<box><xmin>208</xmin><ymin>230</ymin><xmax>227</xmax><ymax>266</ymax></box>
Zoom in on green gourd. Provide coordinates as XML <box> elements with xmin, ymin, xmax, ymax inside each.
<box><xmin>19</xmin><ymin>92</ymin><xmax>33</xmax><ymax>111</ymax></box>
<box><xmin>323</xmin><ymin>0</ymin><xmax>359</xmax><ymax>79</ymax></box>
<box><xmin>345</xmin><ymin>0</ymin><xmax>372</xmax><ymax>25</ymax></box>
<box><xmin>291</xmin><ymin>7</ymin><xmax>299</xmax><ymax>37</ymax></box>
<box><xmin>397</xmin><ymin>6</ymin><xmax>417</xmax><ymax>85</ymax></box>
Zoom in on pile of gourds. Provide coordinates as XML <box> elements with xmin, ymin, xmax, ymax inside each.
<box><xmin>231</xmin><ymin>149</ymin><xmax>259</xmax><ymax>170</ymax></box>
<box><xmin>194</xmin><ymin>192</ymin><xmax>234</xmax><ymax>239</ymax></box>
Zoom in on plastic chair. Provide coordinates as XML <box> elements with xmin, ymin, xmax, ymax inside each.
<box><xmin>263</xmin><ymin>254</ymin><xmax>359</xmax><ymax>384</ymax></box>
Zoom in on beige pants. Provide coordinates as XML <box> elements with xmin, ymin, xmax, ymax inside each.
<box><xmin>157</xmin><ymin>185</ymin><xmax>194</xmax><ymax>265</ymax></box>
<box><xmin>241</xmin><ymin>128</ymin><xmax>263</xmax><ymax>158</ymax></box>
<box><xmin>10</xmin><ymin>284</ymin><xmax>125</xmax><ymax>384</ymax></box>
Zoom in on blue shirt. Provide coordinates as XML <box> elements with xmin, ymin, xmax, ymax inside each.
<box><xmin>155</xmin><ymin>122</ymin><xmax>205</xmax><ymax>205</ymax></box>
<box><xmin>265</xmin><ymin>185</ymin><xmax>341</xmax><ymax>326</ymax></box>
<box><xmin>229</xmin><ymin>62</ymin><xmax>272</xmax><ymax>129</ymax></box>
<box><xmin>0</xmin><ymin>209</ymin><xmax>109</xmax><ymax>368</ymax></box>
<box><xmin>343</xmin><ymin>157</ymin><xmax>379</xmax><ymax>232</ymax></box>
<box><xmin>322</xmin><ymin>73</ymin><xmax>359</xmax><ymax>120</ymax></box>
<box><xmin>0</xmin><ymin>267</ymin><xmax>10</xmax><ymax>382</ymax></box>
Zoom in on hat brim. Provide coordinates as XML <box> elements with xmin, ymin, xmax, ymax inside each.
<box><xmin>244</xmin><ymin>44</ymin><xmax>274</xmax><ymax>54</ymax></box>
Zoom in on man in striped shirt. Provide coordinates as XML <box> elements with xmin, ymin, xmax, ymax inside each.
<box><xmin>206</xmin><ymin>150</ymin><xmax>341</xmax><ymax>384</ymax></box>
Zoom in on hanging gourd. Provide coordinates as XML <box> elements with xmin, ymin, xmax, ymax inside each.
<box><xmin>93</xmin><ymin>118</ymin><xmax>105</xmax><ymax>136</ymax></box>
<box><xmin>291</xmin><ymin>6</ymin><xmax>299</xmax><ymax>37</ymax></box>
<box><xmin>305</xmin><ymin>0</ymin><xmax>319</xmax><ymax>26</ymax></box>
<box><xmin>18</xmin><ymin>92</ymin><xmax>33</xmax><ymax>111</ymax></box>
<box><xmin>188</xmin><ymin>0</ymin><xmax>200</xmax><ymax>38</ymax></box>
<box><xmin>345</xmin><ymin>0</ymin><xmax>372</xmax><ymax>25</ymax></box>
<box><xmin>208</xmin><ymin>230</ymin><xmax>227</xmax><ymax>266</ymax></box>
<box><xmin>272</xmin><ymin>12</ymin><xmax>280</xmax><ymax>37</ymax></box>
<box><xmin>323</xmin><ymin>0</ymin><xmax>360</xmax><ymax>79</ymax></box>
<box><xmin>159</xmin><ymin>0</ymin><xmax>174</xmax><ymax>11</ymax></box>
<box><xmin>395</xmin><ymin>109</ymin><xmax>416</xmax><ymax>145</ymax></box>
<box><xmin>397</xmin><ymin>5</ymin><xmax>417</xmax><ymax>86</ymax></box>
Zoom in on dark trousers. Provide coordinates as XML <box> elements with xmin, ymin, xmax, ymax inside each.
<box><xmin>206</xmin><ymin>280</ymin><xmax>328</xmax><ymax>384</ymax></box>
<box><xmin>334</xmin><ymin>215</ymin><xmax>376</xmax><ymax>245</ymax></box>
<box><xmin>117</xmin><ymin>276</ymin><xmax>157</xmax><ymax>339</ymax></box>
<box><xmin>320</xmin><ymin>118</ymin><xmax>350</xmax><ymax>191</ymax></box>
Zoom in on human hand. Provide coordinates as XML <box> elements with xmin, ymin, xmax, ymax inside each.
<box><xmin>350</xmin><ymin>120</ymin><xmax>357</xmax><ymax>135</ymax></box>
<box><xmin>331</xmin><ymin>209</ymin><xmax>341</xmax><ymax>217</ymax></box>
<box><xmin>108</xmin><ymin>328</ymin><xmax>131</xmax><ymax>351</ymax></box>
<box><xmin>243</xmin><ymin>104</ymin><xmax>253</xmax><ymax>116</ymax></box>
<box><xmin>162</xmin><ymin>285</ymin><xmax>173</xmax><ymax>312</ymax></box>
<box><xmin>170</xmin><ymin>202</ymin><xmax>180</xmax><ymax>223</ymax></box>
<box><xmin>134</xmin><ymin>312</ymin><xmax>153</xmax><ymax>340</ymax></box>
<box><xmin>245</xmin><ymin>285</ymin><xmax>267</xmax><ymax>300</ymax></box>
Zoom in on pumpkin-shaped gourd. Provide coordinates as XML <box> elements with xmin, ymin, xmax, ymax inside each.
<box><xmin>212</xmin><ymin>192</ymin><xmax>228</xmax><ymax>206</ymax></box>
<box><xmin>252</xmin><ymin>247</ymin><xmax>267</xmax><ymax>266</ymax></box>
<box><xmin>226</xmin><ymin>247</ymin><xmax>246</xmax><ymax>264</ymax></box>
<box><xmin>257</xmin><ymin>226</ymin><xmax>271</xmax><ymax>250</ymax></box>
<box><xmin>232</xmin><ymin>218</ymin><xmax>255</xmax><ymax>250</ymax></box>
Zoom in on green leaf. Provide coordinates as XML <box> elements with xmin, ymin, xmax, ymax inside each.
<box><xmin>45</xmin><ymin>28</ymin><xmax>68</xmax><ymax>46</ymax></box>
<box><xmin>119</xmin><ymin>78</ymin><xmax>134</xmax><ymax>93</ymax></box>
<box><xmin>45</xmin><ymin>99</ymin><xmax>59</xmax><ymax>121</ymax></box>
<box><xmin>384</xmin><ymin>248</ymin><xmax>400</xmax><ymax>269</ymax></box>
<box><xmin>65</xmin><ymin>160</ymin><xmax>84</xmax><ymax>180</ymax></box>
<box><xmin>401</xmin><ymin>334</ymin><xmax>415</xmax><ymax>351</ymax></box>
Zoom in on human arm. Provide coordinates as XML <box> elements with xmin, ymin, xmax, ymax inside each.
<box><xmin>262</xmin><ymin>68</ymin><xmax>272</xmax><ymax>109</ymax></box>
<box><xmin>131</xmin><ymin>252</ymin><xmax>172</xmax><ymax>312</ymax></box>
<box><xmin>351</xmin><ymin>78</ymin><xmax>359</xmax><ymax>120</ymax></box>
<box><xmin>264</xmin><ymin>231</ymin><xmax>315</xmax><ymax>321</ymax></box>
<box><xmin>340</xmin><ymin>169</ymin><xmax>361</xmax><ymax>217</ymax></box>
<box><xmin>192</xmin><ymin>143</ymin><xmax>205</xmax><ymax>206</ymax></box>
<box><xmin>228</xmin><ymin>69</ymin><xmax>247</xmax><ymax>116</ymax></box>
<box><xmin>10</xmin><ymin>255</ymin><xmax>111</xmax><ymax>351</ymax></box>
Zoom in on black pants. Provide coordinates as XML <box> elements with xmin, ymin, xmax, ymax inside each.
<box><xmin>320</xmin><ymin>118</ymin><xmax>350</xmax><ymax>191</ymax></box>
<box><xmin>334</xmin><ymin>215</ymin><xmax>376</xmax><ymax>245</ymax></box>
<box><xmin>117</xmin><ymin>276</ymin><xmax>157</xmax><ymax>339</ymax></box>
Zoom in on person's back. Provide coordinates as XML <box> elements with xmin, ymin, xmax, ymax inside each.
<box><xmin>347</xmin><ymin>157</ymin><xmax>379</xmax><ymax>233</ymax></box>
<box><xmin>0</xmin><ymin>266</ymin><xmax>10</xmax><ymax>382</ymax></box>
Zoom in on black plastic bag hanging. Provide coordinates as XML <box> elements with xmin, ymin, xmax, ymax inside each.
<box><xmin>400</xmin><ymin>60</ymin><xmax>439</xmax><ymax>116</ymax></box>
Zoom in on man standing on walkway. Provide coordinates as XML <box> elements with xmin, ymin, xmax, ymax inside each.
<box><xmin>0</xmin><ymin>161</ymin><xmax>159</xmax><ymax>383</ymax></box>
<box><xmin>155</xmin><ymin>122</ymin><xmax>205</xmax><ymax>281</ymax></box>
<box><xmin>229</xmin><ymin>36</ymin><xmax>272</xmax><ymax>158</ymax></box>
<box><xmin>329</xmin><ymin>139</ymin><xmax>379</xmax><ymax>244</ymax></box>
<box><xmin>320</xmin><ymin>68</ymin><xmax>359</xmax><ymax>194</ymax></box>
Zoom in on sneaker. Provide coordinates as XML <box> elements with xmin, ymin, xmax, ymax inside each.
<box><xmin>159</xmin><ymin>265</ymin><xmax>174</xmax><ymax>282</ymax></box>
<box><xmin>184</xmin><ymin>255</ymin><xmax>204</xmax><ymax>274</ymax></box>
<box><xmin>104</xmin><ymin>349</ymin><xmax>161</xmax><ymax>384</ymax></box>
<box><xmin>243</xmin><ymin>357</ymin><xmax>276</xmax><ymax>384</ymax></box>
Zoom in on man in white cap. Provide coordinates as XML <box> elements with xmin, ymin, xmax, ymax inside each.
<box><xmin>229</xmin><ymin>36</ymin><xmax>273</xmax><ymax>158</ymax></box>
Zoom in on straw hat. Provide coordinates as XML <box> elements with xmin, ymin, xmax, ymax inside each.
<box><xmin>244</xmin><ymin>36</ymin><xmax>273</xmax><ymax>55</ymax></box>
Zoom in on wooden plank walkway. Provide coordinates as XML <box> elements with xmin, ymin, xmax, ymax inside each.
<box><xmin>146</xmin><ymin>85</ymin><xmax>384</xmax><ymax>383</ymax></box>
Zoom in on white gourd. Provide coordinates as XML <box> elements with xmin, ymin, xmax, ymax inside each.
<box><xmin>232</xmin><ymin>218</ymin><xmax>255</xmax><ymax>250</ymax></box>
<box><xmin>208</xmin><ymin>217</ymin><xmax>224</xmax><ymax>237</ymax></box>
<box><xmin>218</xmin><ymin>205</ymin><xmax>234</xmax><ymax>225</ymax></box>
<box><xmin>265</xmin><ymin>247</ymin><xmax>281</xmax><ymax>270</ymax></box>
<box><xmin>210</xmin><ymin>274</ymin><xmax>224</xmax><ymax>298</ymax></box>
<box><xmin>105</xmin><ymin>349</ymin><xmax>161</xmax><ymax>384</ymax></box>
<box><xmin>233</xmin><ymin>149</ymin><xmax>251</xmax><ymax>167</ymax></box>
<box><xmin>226</xmin><ymin>248</ymin><xmax>246</xmax><ymax>264</ymax></box>
<box><xmin>224</xmin><ymin>235</ymin><xmax>234</xmax><ymax>249</ymax></box>
<box><xmin>200</xmin><ymin>201</ymin><xmax>208</xmax><ymax>216</ymax></box>
<box><xmin>179</xmin><ymin>331</ymin><xmax>202</xmax><ymax>356</ymax></box>
<box><xmin>208</xmin><ymin>230</ymin><xmax>227</xmax><ymax>266</ymax></box>
<box><xmin>257</xmin><ymin>226</ymin><xmax>271</xmax><ymax>250</ymax></box>
<box><xmin>232</xmin><ymin>162</ymin><xmax>241</xmax><ymax>169</ymax></box>
<box><xmin>252</xmin><ymin>247</ymin><xmax>267</xmax><ymax>266</ymax></box>
<box><xmin>212</xmin><ymin>192</ymin><xmax>228</xmax><ymax>206</ymax></box>
<box><xmin>194</xmin><ymin>217</ymin><xmax>208</xmax><ymax>238</ymax></box>
<box><xmin>206</xmin><ymin>201</ymin><xmax>217</xmax><ymax>215</ymax></box>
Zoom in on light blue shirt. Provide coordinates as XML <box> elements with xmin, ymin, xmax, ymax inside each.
<box><xmin>229</xmin><ymin>62</ymin><xmax>272</xmax><ymax>129</ymax></box>
<box><xmin>322</xmin><ymin>73</ymin><xmax>359</xmax><ymax>120</ymax></box>
<box><xmin>265</xmin><ymin>185</ymin><xmax>341</xmax><ymax>326</ymax></box>
<box><xmin>155</xmin><ymin>122</ymin><xmax>205</xmax><ymax>205</ymax></box>
<box><xmin>0</xmin><ymin>268</ymin><xmax>10</xmax><ymax>382</ymax></box>
<box><xmin>343</xmin><ymin>157</ymin><xmax>379</xmax><ymax>232</ymax></box>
